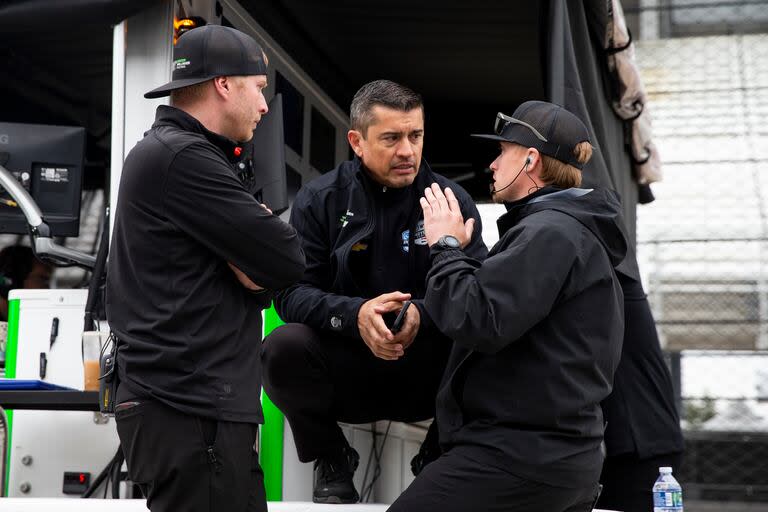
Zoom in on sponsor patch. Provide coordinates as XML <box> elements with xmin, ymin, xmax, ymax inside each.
<box><xmin>413</xmin><ymin>220</ymin><xmax>428</xmax><ymax>245</ymax></box>
<box><xmin>339</xmin><ymin>210</ymin><xmax>354</xmax><ymax>228</ymax></box>
<box><xmin>402</xmin><ymin>220</ymin><xmax>428</xmax><ymax>253</ymax></box>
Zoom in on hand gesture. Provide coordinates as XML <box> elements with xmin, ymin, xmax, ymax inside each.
<box><xmin>419</xmin><ymin>183</ymin><xmax>475</xmax><ymax>247</ymax></box>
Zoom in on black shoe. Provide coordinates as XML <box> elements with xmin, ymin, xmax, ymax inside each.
<box><xmin>313</xmin><ymin>446</ymin><xmax>360</xmax><ymax>504</ymax></box>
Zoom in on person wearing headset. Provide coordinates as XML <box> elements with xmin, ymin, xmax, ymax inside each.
<box><xmin>387</xmin><ymin>101</ymin><xmax>626</xmax><ymax>512</ymax></box>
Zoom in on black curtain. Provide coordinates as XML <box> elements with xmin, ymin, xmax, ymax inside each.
<box><xmin>543</xmin><ymin>0</ymin><xmax>638</xmax><ymax>242</ymax></box>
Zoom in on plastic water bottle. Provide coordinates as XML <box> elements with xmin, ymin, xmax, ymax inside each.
<box><xmin>653</xmin><ymin>466</ymin><xmax>683</xmax><ymax>512</ymax></box>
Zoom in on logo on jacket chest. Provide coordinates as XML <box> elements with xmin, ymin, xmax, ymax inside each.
<box><xmin>339</xmin><ymin>209</ymin><xmax>354</xmax><ymax>228</ymax></box>
<box><xmin>401</xmin><ymin>220</ymin><xmax>428</xmax><ymax>253</ymax></box>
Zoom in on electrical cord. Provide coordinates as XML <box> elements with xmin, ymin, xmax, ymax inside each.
<box><xmin>81</xmin><ymin>445</ymin><xmax>123</xmax><ymax>498</ymax></box>
<box><xmin>359</xmin><ymin>421</ymin><xmax>391</xmax><ymax>502</ymax></box>
<box><xmin>111</xmin><ymin>449</ymin><xmax>123</xmax><ymax>499</ymax></box>
<box><xmin>83</xmin><ymin>204</ymin><xmax>109</xmax><ymax>332</ymax></box>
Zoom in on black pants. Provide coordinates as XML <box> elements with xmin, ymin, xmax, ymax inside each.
<box><xmin>261</xmin><ymin>323</ymin><xmax>451</xmax><ymax>461</ymax></box>
<box><xmin>388</xmin><ymin>446</ymin><xmax>599</xmax><ymax>512</ymax></box>
<box><xmin>115</xmin><ymin>399</ymin><xmax>267</xmax><ymax>512</ymax></box>
<box><xmin>597</xmin><ymin>451</ymin><xmax>684</xmax><ymax>512</ymax></box>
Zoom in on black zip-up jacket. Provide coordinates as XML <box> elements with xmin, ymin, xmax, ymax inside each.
<box><xmin>424</xmin><ymin>187</ymin><xmax>626</xmax><ymax>488</ymax></box>
<box><xmin>274</xmin><ymin>157</ymin><xmax>488</xmax><ymax>337</ymax></box>
<box><xmin>531</xmin><ymin>191</ymin><xmax>683</xmax><ymax>459</ymax></box>
<box><xmin>106</xmin><ymin>106</ymin><xmax>305</xmax><ymax>423</ymax></box>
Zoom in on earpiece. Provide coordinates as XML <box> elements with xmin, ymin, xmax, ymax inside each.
<box><xmin>524</xmin><ymin>155</ymin><xmax>533</xmax><ymax>172</ymax></box>
<box><xmin>491</xmin><ymin>155</ymin><xmax>540</xmax><ymax>196</ymax></box>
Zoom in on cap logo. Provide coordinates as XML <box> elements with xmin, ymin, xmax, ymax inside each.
<box><xmin>145</xmin><ymin>26</ymin><xmax>267</xmax><ymax>99</ymax></box>
<box><xmin>173</xmin><ymin>58</ymin><xmax>191</xmax><ymax>71</ymax></box>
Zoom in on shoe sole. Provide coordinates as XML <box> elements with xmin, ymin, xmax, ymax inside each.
<box><xmin>313</xmin><ymin>495</ymin><xmax>360</xmax><ymax>504</ymax></box>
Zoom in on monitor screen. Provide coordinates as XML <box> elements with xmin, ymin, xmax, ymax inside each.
<box><xmin>0</xmin><ymin>122</ymin><xmax>85</xmax><ymax>237</ymax></box>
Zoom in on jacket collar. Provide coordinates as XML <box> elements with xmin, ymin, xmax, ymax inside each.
<box><xmin>152</xmin><ymin>105</ymin><xmax>245</xmax><ymax>165</ymax></box>
<box><xmin>497</xmin><ymin>186</ymin><xmax>561</xmax><ymax>236</ymax></box>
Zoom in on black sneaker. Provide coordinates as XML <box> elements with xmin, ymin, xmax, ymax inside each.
<box><xmin>313</xmin><ymin>445</ymin><xmax>360</xmax><ymax>504</ymax></box>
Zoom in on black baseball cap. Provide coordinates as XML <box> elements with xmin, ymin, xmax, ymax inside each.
<box><xmin>472</xmin><ymin>101</ymin><xmax>591</xmax><ymax>169</ymax></box>
<box><xmin>144</xmin><ymin>25</ymin><xmax>268</xmax><ymax>99</ymax></box>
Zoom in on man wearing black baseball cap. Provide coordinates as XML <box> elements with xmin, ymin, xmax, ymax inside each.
<box><xmin>387</xmin><ymin>101</ymin><xmax>627</xmax><ymax>511</ymax></box>
<box><xmin>107</xmin><ymin>24</ymin><xmax>305</xmax><ymax>512</ymax></box>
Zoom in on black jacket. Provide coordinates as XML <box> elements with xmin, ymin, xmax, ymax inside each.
<box><xmin>521</xmin><ymin>193</ymin><xmax>684</xmax><ymax>459</ymax></box>
<box><xmin>274</xmin><ymin>158</ymin><xmax>488</xmax><ymax>338</ymax></box>
<box><xmin>106</xmin><ymin>106</ymin><xmax>305</xmax><ymax>423</ymax></box>
<box><xmin>424</xmin><ymin>187</ymin><xmax>626</xmax><ymax>488</ymax></box>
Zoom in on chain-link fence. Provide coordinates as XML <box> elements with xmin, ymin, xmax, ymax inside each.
<box><xmin>628</xmin><ymin>0</ymin><xmax>768</xmax><ymax>505</ymax></box>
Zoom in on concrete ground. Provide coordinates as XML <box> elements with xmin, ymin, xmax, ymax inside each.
<box><xmin>686</xmin><ymin>500</ymin><xmax>768</xmax><ymax>511</ymax></box>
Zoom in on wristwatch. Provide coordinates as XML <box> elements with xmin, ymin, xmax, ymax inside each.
<box><xmin>434</xmin><ymin>235</ymin><xmax>461</xmax><ymax>250</ymax></box>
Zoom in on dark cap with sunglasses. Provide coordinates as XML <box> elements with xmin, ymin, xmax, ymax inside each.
<box><xmin>471</xmin><ymin>101</ymin><xmax>592</xmax><ymax>169</ymax></box>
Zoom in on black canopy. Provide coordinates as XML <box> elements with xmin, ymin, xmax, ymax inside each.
<box><xmin>0</xmin><ymin>0</ymin><xmax>638</xmax><ymax>236</ymax></box>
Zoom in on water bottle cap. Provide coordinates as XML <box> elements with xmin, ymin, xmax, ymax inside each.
<box><xmin>659</xmin><ymin>466</ymin><xmax>673</xmax><ymax>474</ymax></box>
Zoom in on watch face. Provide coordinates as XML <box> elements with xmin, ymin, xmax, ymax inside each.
<box><xmin>441</xmin><ymin>235</ymin><xmax>460</xmax><ymax>249</ymax></box>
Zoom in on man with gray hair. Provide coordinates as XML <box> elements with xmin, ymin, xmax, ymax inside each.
<box><xmin>261</xmin><ymin>80</ymin><xmax>488</xmax><ymax>503</ymax></box>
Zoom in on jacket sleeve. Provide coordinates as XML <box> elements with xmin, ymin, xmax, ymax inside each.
<box><xmin>424</xmin><ymin>221</ymin><xmax>578</xmax><ymax>354</ymax></box>
<box><xmin>458</xmin><ymin>191</ymin><xmax>489</xmax><ymax>261</ymax></box>
<box><xmin>164</xmin><ymin>144</ymin><xmax>305</xmax><ymax>291</ymax></box>
<box><xmin>273</xmin><ymin>188</ymin><xmax>365</xmax><ymax>337</ymax></box>
<box><xmin>412</xmin><ymin>187</ymin><xmax>489</xmax><ymax>333</ymax></box>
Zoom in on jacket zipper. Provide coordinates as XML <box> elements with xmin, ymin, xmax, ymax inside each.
<box><xmin>333</xmin><ymin>184</ymin><xmax>376</xmax><ymax>292</ymax></box>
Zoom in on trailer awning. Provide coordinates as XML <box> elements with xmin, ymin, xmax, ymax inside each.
<box><xmin>0</xmin><ymin>0</ymin><xmax>161</xmax><ymax>33</ymax></box>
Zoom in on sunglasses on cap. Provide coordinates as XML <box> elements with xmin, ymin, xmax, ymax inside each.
<box><xmin>494</xmin><ymin>112</ymin><xmax>548</xmax><ymax>142</ymax></box>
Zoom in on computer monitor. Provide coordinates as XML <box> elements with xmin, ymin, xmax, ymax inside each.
<box><xmin>0</xmin><ymin>122</ymin><xmax>85</xmax><ymax>237</ymax></box>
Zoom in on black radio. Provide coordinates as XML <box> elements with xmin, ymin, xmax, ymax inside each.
<box><xmin>98</xmin><ymin>334</ymin><xmax>119</xmax><ymax>415</ymax></box>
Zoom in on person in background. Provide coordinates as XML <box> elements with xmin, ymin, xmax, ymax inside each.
<box><xmin>0</xmin><ymin>245</ymin><xmax>52</xmax><ymax>321</ymax></box>
<box><xmin>597</xmin><ymin>246</ymin><xmax>685</xmax><ymax>512</ymax></box>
